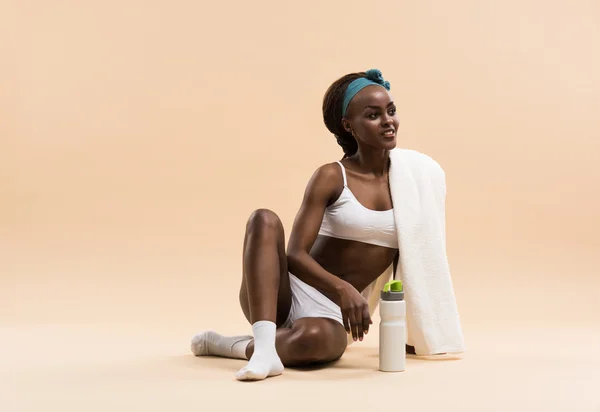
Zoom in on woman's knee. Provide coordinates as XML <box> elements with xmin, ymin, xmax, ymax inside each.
<box><xmin>246</xmin><ymin>208</ymin><xmax>282</xmax><ymax>234</ymax></box>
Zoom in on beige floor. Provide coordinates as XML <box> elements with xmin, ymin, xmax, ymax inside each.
<box><xmin>2</xmin><ymin>246</ymin><xmax>599</xmax><ymax>412</ymax></box>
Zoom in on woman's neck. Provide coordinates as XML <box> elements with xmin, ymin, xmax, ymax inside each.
<box><xmin>349</xmin><ymin>149</ymin><xmax>390</xmax><ymax>176</ymax></box>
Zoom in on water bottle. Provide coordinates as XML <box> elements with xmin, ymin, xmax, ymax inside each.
<box><xmin>379</xmin><ymin>280</ymin><xmax>406</xmax><ymax>372</ymax></box>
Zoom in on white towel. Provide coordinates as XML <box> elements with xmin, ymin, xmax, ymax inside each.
<box><xmin>357</xmin><ymin>148</ymin><xmax>466</xmax><ymax>356</ymax></box>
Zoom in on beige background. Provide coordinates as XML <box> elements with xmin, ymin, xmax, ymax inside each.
<box><xmin>2</xmin><ymin>0</ymin><xmax>599</xmax><ymax>411</ymax></box>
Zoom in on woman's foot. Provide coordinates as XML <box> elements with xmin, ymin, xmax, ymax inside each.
<box><xmin>235</xmin><ymin>348</ymin><xmax>284</xmax><ymax>381</ymax></box>
<box><xmin>191</xmin><ymin>321</ymin><xmax>284</xmax><ymax>381</ymax></box>
<box><xmin>235</xmin><ymin>320</ymin><xmax>283</xmax><ymax>381</ymax></box>
<box><xmin>191</xmin><ymin>331</ymin><xmax>251</xmax><ymax>359</ymax></box>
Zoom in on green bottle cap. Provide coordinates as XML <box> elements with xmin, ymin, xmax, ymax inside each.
<box><xmin>381</xmin><ymin>280</ymin><xmax>404</xmax><ymax>301</ymax></box>
<box><xmin>383</xmin><ymin>280</ymin><xmax>403</xmax><ymax>292</ymax></box>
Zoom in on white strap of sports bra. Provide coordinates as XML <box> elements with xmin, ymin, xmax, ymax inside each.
<box><xmin>336</xmin><ymin>161</ymin><xmax>347</xmax><ymax>187</ymax></box>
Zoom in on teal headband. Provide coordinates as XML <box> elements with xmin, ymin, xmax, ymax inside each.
<box><xmin>342</xmin><ymin>69</ymin><xmax>391</xmax><ymax>117</ymax></box>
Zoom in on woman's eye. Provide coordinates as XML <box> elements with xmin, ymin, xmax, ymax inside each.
<box><xmin>368</xmin><ymin>113</ymin><xmax>378</xmax><ymax>119</ymax></box>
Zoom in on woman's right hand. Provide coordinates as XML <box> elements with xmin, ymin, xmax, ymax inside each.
<box><xmin>335</xmin><ymin>282</ymin><xmax>372</xmax><ymax>342</ymax></box>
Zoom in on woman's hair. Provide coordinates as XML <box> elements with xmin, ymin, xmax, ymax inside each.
<box><xmin>322</xmin><ymin>72</ymin><xmax>366</xmax><ymax>159</ymax></box>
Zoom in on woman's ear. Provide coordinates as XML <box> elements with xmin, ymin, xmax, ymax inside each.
<box><xmin>342</xmin><ymin>118</ymin><xmax>352</xmax><ymax>134</ymax></box>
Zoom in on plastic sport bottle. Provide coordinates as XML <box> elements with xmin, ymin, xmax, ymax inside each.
<box><xmin>379</xmin><ymin>280</ymin><xmax>406</xmax><ymax>372</ymax></box>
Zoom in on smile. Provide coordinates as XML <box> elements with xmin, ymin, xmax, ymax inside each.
<box><xmin>382</xmin><ymin>130</ymin><xmax>395</xmax><ymax>138</ymax></box>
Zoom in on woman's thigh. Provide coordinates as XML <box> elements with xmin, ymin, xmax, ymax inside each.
<box><xmin>285</xmin><ymin>317</ymin><xmax>348</xmax><ymax>364</ymax></box>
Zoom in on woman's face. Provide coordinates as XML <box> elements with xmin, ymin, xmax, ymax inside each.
<box><xmin>342</xmin><ymin>85</ymin><xmax>399</xmax><ymax>153</ymax></box>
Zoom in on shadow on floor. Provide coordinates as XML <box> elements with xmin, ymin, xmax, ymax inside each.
<box><xmin>182</xmin><ymin>345</ymin><xmax>465</xmax><ymax>383</ymax></box>
<box><xmin>346</xmin><ymin>345</ymin><xmax>464</xmax><ymax>362</ymax></box>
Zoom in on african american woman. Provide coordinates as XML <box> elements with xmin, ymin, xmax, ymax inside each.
<box><xmin>191</xmin><ymin>69</ymin><xmax>417</xmax><ymax>381</ymax></box>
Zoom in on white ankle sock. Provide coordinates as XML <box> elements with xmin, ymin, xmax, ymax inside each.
<box><xmin>231</xmin><ymin>339</ymin><xmax>251</xmax><ymax>359</ymax></box>
<box><xmin>235</xmin><ymin>320</ymin><xmax>283</xmax><ymax>381</ymax></box>
<box><xmin>190</xmin><ymin>331</ymin><xmax>252</xmax><ymax>360</ymax></box>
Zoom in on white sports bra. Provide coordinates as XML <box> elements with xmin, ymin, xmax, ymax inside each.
<box><xmin>318</xmin><ymin>161</ymin><xmax>398</xmax><ymax>249</ymax></box>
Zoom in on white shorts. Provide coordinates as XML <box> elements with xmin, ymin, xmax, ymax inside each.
<box><xmin>281</xmin><ymin>272</ymin><xmax>344</xmax><ymax>328</ymax></box>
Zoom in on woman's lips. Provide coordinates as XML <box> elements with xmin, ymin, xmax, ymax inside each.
<box><xmin>382</xmin><ymin>129</ymin><xmax>395</xmax><ymax>138</ymax></box>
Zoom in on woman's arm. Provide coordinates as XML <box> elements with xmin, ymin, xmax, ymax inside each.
<box><xmin>286</xmin><ymin>163</ymin><xmax>347</xmax><ymax>294</ymax></box>
<box><xmin>286</xmin><ymin>163</ymin><xmax>372</xmax><ymax>341</ymax></box>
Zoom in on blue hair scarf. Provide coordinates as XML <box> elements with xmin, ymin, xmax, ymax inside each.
<box><xmin>342</xmin><ymin>69</ymin><xmax>391</xmax><ymax>117</ymax></box>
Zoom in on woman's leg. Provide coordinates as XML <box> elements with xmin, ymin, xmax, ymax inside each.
<box><xmin>192</xmin><ymin>208</ymin><xmax>291</xmax><ymax>380</ymax></box>
<box><xmin>232</xmin><ymin>208</ymin><xmax>292</xmax><ymax>380</ymax></box>
<box><xmin>238</xmin><ymin>208</ymin><xmax>293</xmax><ymax>328</ymax></box>
<box><xmin>249</xmin><ymin>317</ymin><xmax>348</xmax><ymax>367</ymax></box>
<box><xmin>192</xmin><ymin>208</ymin><xmax>348</xmax><ymax>380</ymax></box>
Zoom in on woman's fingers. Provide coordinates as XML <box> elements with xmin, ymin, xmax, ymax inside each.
<box><xmin>342</xmin><ymin>309</ymin><xmax>350</xmax><ymax>334</ymax></box>
<box><xmin>355</xmin><ymin>307</ymin><xmax>364</xmax><ymax>341</ymax></box>
<box><xmin>347</xmin><ymin>310</ymin><xmax>358</xmax><ymax>341</ymax></box>
<box><xmin>362</xmin><ymin>305</ymin><xmax>371</xmax><ymax>335</ymax></box>
<box><xmin>344</xmin><ymin>303</ymin><xmax>372</xmax><ymax>341</ymax></box>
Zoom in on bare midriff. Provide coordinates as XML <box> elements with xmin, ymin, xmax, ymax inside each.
<box><xmin>308</xmin><ymin>234</ymin><xmax>397</xmax><ymax>302</ymax></box>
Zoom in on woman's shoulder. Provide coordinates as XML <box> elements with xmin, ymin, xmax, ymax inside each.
<box><xmin>312</xmin><ymin>161</ymin><xmax>343</xmax><ymax>178</ymax></box>
<box><xmin>302</xmin><ymin>161</ymin><xmax>345</xmax><ymax>199</ymax></box>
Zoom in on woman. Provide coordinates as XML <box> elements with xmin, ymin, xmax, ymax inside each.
<box><xmin>192</xmin><ymin>69</ymin><xmax>409</xmax><ymax>381</ymax></box>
